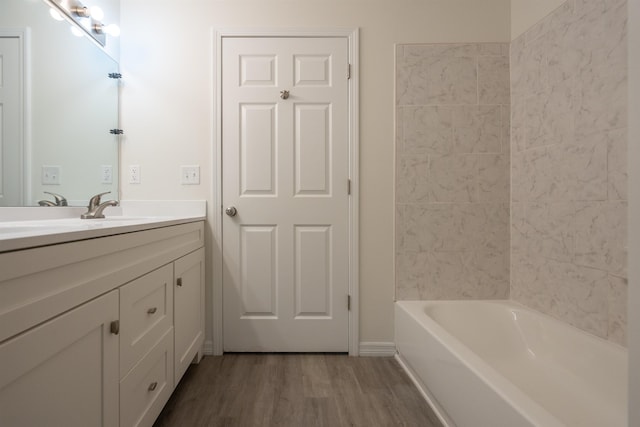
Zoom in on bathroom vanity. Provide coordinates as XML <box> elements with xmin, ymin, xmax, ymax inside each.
<box><xmin>0</xmin><ymin>209</ymin><xmax>205</xmax><ymax>427</ymax></box>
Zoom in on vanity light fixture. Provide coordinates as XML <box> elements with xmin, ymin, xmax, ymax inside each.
<box><xmin>70</xmin><ymin>5</ymin><xmax>103</xmax><ymax>20</ymax></box>
<box><xmin>93</xmin><ymin>22</ymin><xmax>120</xmax><ymax>38</ymax></box>
<box><xmin>45</xmin><ymin>0</ymin><xmax>117</xmax><ymax>47</ymax></box>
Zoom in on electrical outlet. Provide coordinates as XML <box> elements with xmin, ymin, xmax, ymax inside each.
<box><xmin>42</xmin><ymin>166</ymin><xmax>61</xmax><ymax>185</ymax></box>
<box><xmin>180</xmin><ymin>165</ymin><xmax>200</xmax><ymax>185</ymax></box>
<box><xmin>129</xmin><ymin>165</ymin><xmax>141</xmax><ymax>184</ymax></box>
<box><xmin>101</xmin><ymin>165</ymin><xmax>113</xmax><ymax>184</ymax></box>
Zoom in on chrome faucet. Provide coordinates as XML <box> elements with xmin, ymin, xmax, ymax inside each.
<box><xmin>81</xmin><ymin>191</ymin><xmax>119</xmax><ymax>219</ymax></box>
<box><xmin>38</xmin><ymin>191</ymin><xmax>68</xmax><ymax>207</ymax></box>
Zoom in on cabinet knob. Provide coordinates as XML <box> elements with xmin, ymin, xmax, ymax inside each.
<box><xmin>148</xmin><ymin>382</ymin><xmax>158</xmax><ymax>391</ymax></box>
<box><xmin>110</xmin><ymin>320</ymin><xmax>120</xmax><ymax>335</ymax></box>
<box><xmin>147</xmin><ymin>307</ymin><xmax>157</xmax><ymax>314</ymax></box>
<box><xmin>176</xmin><ymin>277</ymin><xmax>183</xmax><ymax>287</ymax></box>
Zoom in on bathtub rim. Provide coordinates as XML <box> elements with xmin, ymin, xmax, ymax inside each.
<box><xmin>395</xmin><ymin>299</ymin><xmax>575</xmax><ymax>427</ymax></box>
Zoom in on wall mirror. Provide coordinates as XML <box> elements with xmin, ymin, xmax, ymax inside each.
<box><xmin>0</xmin><ymin>0</ymin><xmax>120</xmax><ymax>207</ymax></box>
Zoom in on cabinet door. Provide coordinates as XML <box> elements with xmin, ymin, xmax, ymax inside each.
<box><xmin>174</xmin><ymin>247</ymin><xmax>205</xmax><ymax>384</ymax></box>
<box><xmin>0</xmin><ymin>290</ymin><xmax>119</xmax><ymax>427</ymax></box>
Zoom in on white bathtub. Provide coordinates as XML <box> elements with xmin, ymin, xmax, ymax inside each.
<box><xmin>395</xmin><ymin>300</ymin><xmax>627</xmax><ymax>427</ymax></box>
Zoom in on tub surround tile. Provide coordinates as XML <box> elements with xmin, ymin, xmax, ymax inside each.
<box><xmin>396</xmin><ymin>154</ymin><xmax>430</xmax><ymax>204</ymax></box>
<box><xmin>402</xmin><ymin>106</ymin><xmax>453</xmax><ymax>155</ymax></box>
<box><xmin>453</xmin><ymin>106</ymin><xmax>501</xmax><ymax>154</ymax></box>
<box><xmin>478</xmin><ymin>56</ymin><xmax>510</xmax><ymax>105</ymax></box>
<box><xmin>524</xmin><ymin>79</ymin><xmax>576</xmax><ymax>149</ymax></box>
<box><xmin>546</xmin><ymin>260</ymin><xmax>609</xmax><ymax>339</ymax></box>
<box><xmin>478</xmin><ymin>155</ymin><xmax>509</xmax><ymax>202</ymax></box>
<box><xmin>424</xmin><ymin>56</ymin><xmax>477</xmax><ymax>105</ymax></box>
<box><xmin>575</xmin><ymin>64</ymin><xmax>627</xmax><ymax>138</ymax></box>
<box><xmin>395</xmin><ymin>205</ymin><xmax>405</xmax><ymax>256</ymax></box>
<box><xmin>524</xmin><ymin>0</ymin><xmax>576</xmax><ymax>45</ymax></box>
<box><xmin>402</xmin><ymin>203</ymin><xmax>509</xmax><ymax>255</ymax></box>
<box><xmin>606</xmin><ymin>128</ymin><xmax>628</xmax><ymax>201</ymax></box>
<box><xmin>510</xmin><ymin>0</ymin><xmax>628</xmax><ymax>345</ymax></box>
<box><xmin>428</xmin><ymin>155</ymin><xmax>478</xmax><ymax>203</ymax></box>
<box><xmin>396</xmin><ymin>42</ymin><xmax>509</xmax><ymax>302</ymax></box>
<box><xmin>500</xmin><ymin>106</ymin><xmax>511</xmax><ymax>155</ymax></box>
<box><xmin>524</xmin><ymin>202</ymin><xmax>575</xmax><ymax>263</ymax></box>
<box><xmin>415</xmin><ymin>251</ymin><xmax>508</xmax><ymax>300</ymax></box>
<box><xmin>608</xmin><ymin>274</ymin><xmax>627</xmax><ymax>346</ymax></box>
<box><xmin>573</xmin><ymin>201</ymin><xmax>627</xmax><ymax>277</ymax></box>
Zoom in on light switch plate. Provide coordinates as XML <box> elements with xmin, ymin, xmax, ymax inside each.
<box><xmin>180</xmin><ymin>165</ymin><xmax>200</xmax><ymax>185</ymax></box>
<box><xmin>42</xmin><ymin>166</ymin><xmax>61</xmax><ymax>185</ymax></box>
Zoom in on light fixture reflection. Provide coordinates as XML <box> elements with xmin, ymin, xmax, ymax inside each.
<box><xmin>49</xmin><ymin>8</ymin><xmax>64</xmax><ymax>21</ymax></box>
<box><xmin>89</xmin><ymin>6</ymin><xmax>104</xmax><ymax>21</ymax></box>
<box><xmin>70</xmin><ymin>25</ymin><xmax>84</xmax><ymax>37</ymax></box>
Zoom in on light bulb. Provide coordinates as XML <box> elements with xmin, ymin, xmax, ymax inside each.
<box><xmin>89</xmin><ymin>6</ymin><xmax>104</xmax><ymax>20</ymax></box>
<box><xmin>49</xmin><ymin>8</ymin><xmax>64</xmax><ymax>21</ymax></box>
<box><xmin>103</xmin><ymin>24</ymin><xmax>120</xmax><ymax>37</ymax></box>
<box><xmin>70</xmin><ymin>25</ymin><xmax>84</xmax><ymax>37</ymax></box>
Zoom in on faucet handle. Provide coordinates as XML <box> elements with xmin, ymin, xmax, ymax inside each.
<box><xmin>44</xmin><ymin>191</ymin><xmax>68</xmax><ymax>206</ymax></box>
<box><xmin>88</xmin><ymin>191</ymin><xmax>111</xmax><ymax>208</ymax></box>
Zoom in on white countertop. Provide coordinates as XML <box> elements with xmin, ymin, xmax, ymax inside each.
<box><xmin>0</xmin><ymin>200</ymin><xmax>206</xmax><ymax>253</ymax></box>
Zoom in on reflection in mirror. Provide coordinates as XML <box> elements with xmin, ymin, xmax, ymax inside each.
<box><xmin>0</xmin><ymin>0</ymin><xmax>119</xmax><ymax>207</ymax></box>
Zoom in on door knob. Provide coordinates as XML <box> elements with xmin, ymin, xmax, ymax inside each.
<box><xmin>225</xmin><ymin>206</ymin><xmax>238</xmax><ymax>217</ymax></box>
<box><xmin>280</xmin><ymin>90</ymin><xmax>290</xmax><ymax>99</ymax></box>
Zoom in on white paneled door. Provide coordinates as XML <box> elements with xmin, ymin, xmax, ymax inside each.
<box><xmin>222</xmin><ymin>37</ymin><xmax>350</xmax><ymax>352</ymax></box>
<box><xmin>0</xmin><ymin>36</ymin><xmax>23</xmax><ymax>206</ymax></box>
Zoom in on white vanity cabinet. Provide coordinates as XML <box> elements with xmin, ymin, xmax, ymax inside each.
<box><xmin>0</xmin><ymin>220</ymin><xmax>205</xmax><ymax>427</ymax></box>
<box><xmin>174</xmin><ymin>248</ymin><xmax>205</xmax><ymax>385</ymax></box>
<box><xmin>119</xmin><ymin>264</ymin><xmax>174</xmax><ymax>427</ymax></box>
<box><xmin>0</xmin><ymin>290</ymin><xmax>119</xmax><ymax>427</ymax></box>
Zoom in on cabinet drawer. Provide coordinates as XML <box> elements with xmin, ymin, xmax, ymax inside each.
<box><xmin>120</xmin><ymin>328</ymin><xmax>174</xmax><ymax>427</ymax></box>
<box><xmin>120</xmin><ymin>264</ymin><xmax>173</xmax><ymax>378</ymax></box>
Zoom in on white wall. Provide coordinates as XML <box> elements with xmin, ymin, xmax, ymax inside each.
<box><xmin>511</xmin><ymin>0</ymin><xmax>566</xmax><ymax>39</ymax></box>
<box><xmin>119</xmin><ymin>0</ymin><xmax>510</xmax><ymax>348</ymax></box>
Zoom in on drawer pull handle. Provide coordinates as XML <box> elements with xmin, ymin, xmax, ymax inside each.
<box><xmin>110</xmin><ymin>320</ymin><xmax>119</xmax><ymax>335</ymax></box>
<box><xmin>148</xmin><ymin>382</ymin><xmax>158</xmax><ymax>391</ymax></box>
<box><xmin>147</xmin><ymin>307</ymin><xmax>157</xmax><ymax>314</ymax></box>
<box><xmin>177</xmin><ymin>278</ymin><xmax>183</xmax><ymax>287</ymax></box>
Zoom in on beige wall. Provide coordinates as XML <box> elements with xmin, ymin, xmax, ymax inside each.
<box><xmin>395</xmin><ymin>43</ymin><xmax>510</xmax><ymax>301</ymax></box>
<box><xmin>628</xmin><ymin>0</ymin><xmax>640</xmax><ymax>419</ymax></box>
<box><xmin>510</xmin><ymin>0</ymin><xmax>628</xmax><ymax>344</ymax></box>
<box><xmin>119</xmin><ymin>0</ymin><xmax>510</xmax><ymax>347</ymax></box>
<box><xmin>511</xmin><ymin>0</ymin><xmax>566</xmax><ymax>39</ymax></box>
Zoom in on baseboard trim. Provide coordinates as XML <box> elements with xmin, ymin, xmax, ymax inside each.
<box><xmin>358</xmin><ymin>341</ymin><xmax>397</xmax><ymax>357</ymax></box>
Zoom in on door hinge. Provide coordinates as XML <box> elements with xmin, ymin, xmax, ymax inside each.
<box><xmin>347</xmin><ymin>179</ymin><xmax>351</xmax><ymax>195</ymax></box>
<box><xmin>347</xmin><ymin>64</ymin><xmax>351</xmax><ymax>80</ymax></box>
<box><xmin>110</xmin><ymin>320</ymin><xmax>120</xmax><ymax>335</ymax></box>
<box><xmin>347</xmin><ymin>295</ymin><xmax>351</xmax><ymax>311</ymax></box>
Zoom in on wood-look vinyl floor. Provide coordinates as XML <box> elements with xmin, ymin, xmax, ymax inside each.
<box><xmin>153</xmin><ymin>354</ymin><xmax>443</xmax><ymax>427</ymax></box>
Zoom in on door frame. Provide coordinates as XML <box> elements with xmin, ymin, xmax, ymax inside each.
<box><xmin>212</xmin><ymin>28</ymin><xmax>360</xmax><ymax>355</ymax></box>
<box><xmin>0</xmin><ymin>28</ymin><xmax>31</xmax><ymax>205</ymax></box>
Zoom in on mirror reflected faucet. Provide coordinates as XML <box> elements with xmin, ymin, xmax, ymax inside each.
<box><xmin>38</xmin><ymin>191</ymin><xmax>68</xmax><ymax>207</ymax></box>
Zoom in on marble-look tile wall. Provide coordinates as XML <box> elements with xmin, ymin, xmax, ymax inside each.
<box><xmin>511</xmin><ymin>0</ymin><xmax>628</xmax><ymax>345</ymax></box>
<box><xmin>395</xmin><ymin>43</ymin><xmax>511</xmax><ymax>300</ymax></box>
